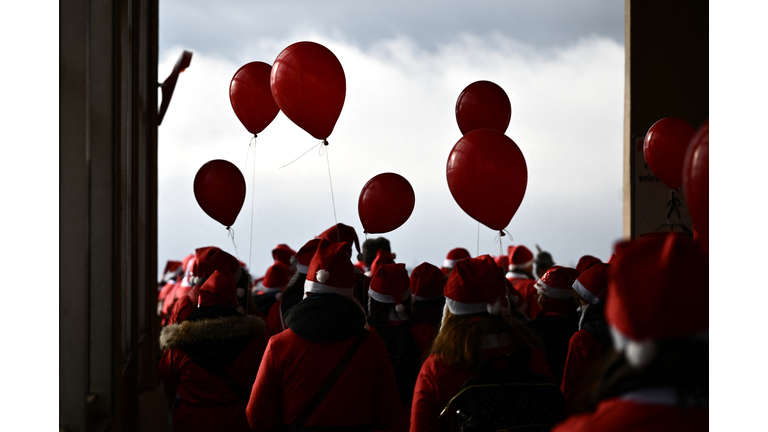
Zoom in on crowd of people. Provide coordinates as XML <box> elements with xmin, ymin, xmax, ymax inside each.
<box><xmin>156</xmin><ymin>222</ymin><xmax>709</xmax><ymax>431</ymax></box>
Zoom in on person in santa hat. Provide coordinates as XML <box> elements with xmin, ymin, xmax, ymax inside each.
<box><xmin>246</xmin><ymin>239</ymin><xmax>401</xmax><ymax>431</ymax></box>
<box><xmin>440</xmin><ymin>247</ymin><xmax>471</xmax><ymax>278</ymax></box>
<box><xmin>264</xmin><ymin>238</ymin><xmax>321</xmax><ymax>337</ymax></box>
<box><xmin>575</xmin><ymin>254</ymin><xmax>602</xmax><ymax>276</ymax></box>
<box><xmin>534</xmin><ymin>244</ymin><xmax>556</xmax><ymax>279</ymax></box>
<box><xmin>367</xmin><ymin>262</ymin><xmax>437</xmax><ymax>432</ymax></box>
<box><xmin>159</xmin><ymin>270</ymin><xmax>268</xmax><ymax>432</ymax></box>
<box><xmin>317</xmin><ymin>222</ymin><xmax>370</xmax><ymax>307</ymax></box>
<box><xmin>560</xmin><ymin>263</ymin><xmax>612</xmax><ymax>415</ymax></box>
<box><xmin>252</xmin><ymin>261</ymin><xmax>293</xmax><ymax>316</ymax></box>
<box><xmin>410</xmin><ymin>262</ymin><xmax>447</xmax><ymax>331</ymax></box>
<box><xmin>524</xmin><ymin>266</ymin><xmax>580</xmax><ymax>386</ymax></box>
<box><xmin>552</xmin><ymin>233</ymin><xmax>708</xmax><ymax>432</ymax></box>
<box><xmin>161</xmin><ymin>253</ymin><xmax>196</xmax><ymax>326</ymax></box>
<box><xmin>411</xmin><ymin>255</ymin><xmax>555</xmax><ymax>432</ymax></box>
<box><xmin>506</xmin><ymin>245</ymin><xmax>541</xmax><ymax>319</ymax></box>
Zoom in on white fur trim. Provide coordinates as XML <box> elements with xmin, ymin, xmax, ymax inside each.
<box><xmin>535</xmin><ymin>279</ymin><xmax>573</xmax><ymax>299</ymax></box>
<box><xmin>487</xmin><ymin>298</ymin><xmax>503</xmax><ymax>315</ymax></box>
<box><xmin>296</xmin><ymin>262</ymin><xmax>309</xmax><ymax>274</ymax></box>
<box><xmin>443</xmin><ymin>258</ymin><xmax>456</xmax><ymax>268</ymax></box>
<box><xmin>275</xmin><ymin>292</ymin><xmax>283</xmax><ymax>301</ymax></box>
<box><xmin>626</xmin><ymin>340</ymin><xmax>657</xmax><ymax>368</ymax></box>
<box><xmin>304</xmin><ymin>280</ymin><xmax>353</xmax><ymax>297</ymax></box>
<box><xmin>506</xmin><ymin>270</ymin><xmax>533</xmax><ymax>280</ymax></box>
<box><xmin>368</xmin><ymin>288</ymin><xmax>412</xmax><ymax>304</ymax></box>
<box><xmin>445</xmin><ymin>297</ymin><xmax>489</xmax><ymax>315</ymax></box>
<box><xmin>509</xmin><ymin>259</ymin><xmax>533</xmax><ymax>270</ymax></box>
<box><xmin>572</xmin><ymin>280</ymin><xmax>601</xmax><ymax>305</ymax></box>
<box><xmin>316</xmin><ymin>269</ymin><xmax>330</xmax><ymax>283</ymax></box>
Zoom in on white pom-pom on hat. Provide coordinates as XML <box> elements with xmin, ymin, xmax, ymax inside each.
<box><xmin>275</xmin><ymin>292</ymin><xmax>283</xmax><ymax>302</ymax></box>
<box><xmin>625</xmin><ymin>340</ymin><xmax>657</xmax><ymax>369</ymax></box>
<box><xmin>395</xmin><ymin>303</ymin><xmax>405</xmax><ymax>313</ymax></box>
<box><xmin>236</xmin><ymin>287</ymin><xmax>245</xmax><ymax>298</ymax></box>
<box><xmin>316</xmin><ymin>269</ymin><xmax>330</xmax><ymax>284</ymax></box>
<box><xmin>487</xmin><ymin>297</ymin><xmax>503</xmax><ymax>315</ymax></box>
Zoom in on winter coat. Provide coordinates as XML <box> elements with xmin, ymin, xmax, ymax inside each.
<box><xmin>158</xmin><ymin>306</ymin><xmax>268</xmax><ymax>432</ymax></box>
<box><xmin>370</xmin><ymin>318</ymin><xmax>437</xmax><ymax>432</ymax></box>
<box><xmin>246</xmin><ymin>293</ymin><xmax>402</xmax><ymax>431</ymax></box>
<box><xmin>525</xmin><ymin>299</ymin><xmax>578</xmax><ymax>386</ymax></box>
<box><xmin>561</xmin><ymin>303</ymin><xmax>611</xmax><ymax>414</ymax></box>
<box><xmin>552</xmin><ymin>392</ymin><xmax>708</xmax><ymax>432</ymax></box>
<box><xmin>410</xmin><ymin>337</ymin><xmax>555</xmax><ymax>432</ymax></box>
<box><xmin>507</xmin><ymin>275</ymin><xmax>541</xmax><ymax>319</ymax></box>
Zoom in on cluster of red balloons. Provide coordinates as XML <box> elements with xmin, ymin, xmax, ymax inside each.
<box><xmin>643</xmin><ymin>117</ymin><xmax>709</xmax><ymax>247</ymax></box>
<box><xmin>197</xmin><ymin>41</ymin><xmax>348</xmax><ymax>229</ymax></box>
<box><xmin>447</xmin><ymin>81</ymin><xmax>528</xmax><ymax>232</ymax></box>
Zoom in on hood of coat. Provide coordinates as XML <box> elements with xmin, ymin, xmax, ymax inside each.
<box><xmin>284</xmin><ymin>293</ymin><xmax>367</xmax><ymax>343</ymax></box>
<box><xmin>159</xmin><ymin>314</ymin><xmax>266</xmax><ymax>372</ymax></box>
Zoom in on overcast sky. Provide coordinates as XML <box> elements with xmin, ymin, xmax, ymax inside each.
<box><xmin>157</xmin><ymin>1</ymin><xmax>626</xmax><ymax>279</ymax></box>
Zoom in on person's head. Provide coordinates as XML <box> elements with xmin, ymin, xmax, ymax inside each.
<box><xmin>571</xmin><ymin>263</ymin><xmax>610</xmax><ymax>307</ymax></box>
<box><xmin>359</xmin><ymin>237</ymin><xmax>392</xmax><ymax>267</ymax></box>
<box><xmin>508</xmin><ymin>245</ymin><xmax>534</xmax><ymax>274</ymax></box>
<box><xmin>534</xmin><ymin>244</ymin><xmax>555</xmax><ymax>278</ymax></box>
<box><xmin>410</xmin><ymin>262</ymin><xmax>446</xmax><ymax>301</ymax></box>
<box><xmin>317</xmin><ymin>223</ymin><xmax>361</xmax><ymax>260</ymax></box>
<box><xmin>441</xmin><ymin>247</ymin><xmax>472</xmax><ymax>277</ymax></box>
<box><xmin>575</xmin><ymin>255</ymin><xmax>602</xmax><ymax>275</ymax></box>
<box><xmin>368</xmin><ymin>263</ymin><xmax>412</xmax><ymax>326</ymax></box>
<box><xmin>534</xmin><ymin>266</ymin><xmax>578</xmax><ymax>307</ymax></box>
<box><xmin>304</xmin><ymin>239</ymin><xmax>355</xmax><ymax>299</ymax></box>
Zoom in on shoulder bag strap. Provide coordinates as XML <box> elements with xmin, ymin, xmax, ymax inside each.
<box><xmin>288</xmin><ymin>329</ymin><xmax>368</xmax><ymax>432</ymax></box>
<box><xmin>217</xmin><ymin>368</ymin><xmax>251</xmax><ymax>400</ymax></box>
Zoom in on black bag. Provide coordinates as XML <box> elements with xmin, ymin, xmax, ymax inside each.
<box><xmin>441</xmin><ymin>347</ymin><xmax>566</xmax><ymax>432</ymax></box>
<box><xmin>375</xmin><ymin>319</ymin><xmax>422</xmax><ymax>404</ymax></box>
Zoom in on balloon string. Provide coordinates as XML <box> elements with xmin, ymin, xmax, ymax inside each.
<box><xmin>493</xmin><ymin>229</ymin><xmax>512</xmax><ymax>244</ymax></box>
<box><xmin>277</xmin><ymin>141</ymin><xmax>323</xmax><ymax>169</ymax></box>
<box><xmin>325</xmin><ymin>145</ymin><xmax>339</xmax><ymax>228</ymax></box>
<box><xmin>248</xmin><ymin>138</ymin><xmax>257</xmax><ymax>278</ymax></box>
<box><xmin>228</xmin><ymin>227</ymin><xmax>241</xmax><ymax>261</ymax></box>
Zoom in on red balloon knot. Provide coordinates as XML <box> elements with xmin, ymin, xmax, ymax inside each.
<box><xmin>323</xmin><ymin>140</ymin><xmax>329</xmax><ymax>146</ymax></box>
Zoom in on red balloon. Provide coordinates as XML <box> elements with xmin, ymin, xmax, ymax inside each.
<box><xmin>193</xmin><ymin>160</ymin><xmax>246</xmax><ymax>228</ymax></box>
<box><xmin>643</xmin><ymin>117</ymin><xmax>696</xmax><ymax>189</ymax></box>
<box><xmin>455</xmin><ymin>80</ymin><xmax>511</xmax><ymax>135</ymax></box>
<box><xmin>683</xmin><ymin>120</ymin><xmax>709</xmax><ymax>247</ymax></box>
<box><xmin>270</xmin><ymin>41</ymin><xmax>346</xmax><ymax>141</ymax></box>
<box><xmin>229</xmin><ymin>61</ymin><xmax>280</xmax><ymax>136</ymax></box>
<box><xmin>358</xmin><ymin>173</ymin><xmax>416</xmax><ymax>234</ymax></box>
<box><xmin>447</xmin><ymin>129</ymin><xmax>527</xmax><ymax>231</ymax></box>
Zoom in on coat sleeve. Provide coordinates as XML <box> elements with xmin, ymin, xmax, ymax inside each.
<box><xmin>246</xmin><ymin>340</ymin><xmax>284</xmax><ymax>431</ymax></box>
<box><xmin>410</xmin><ymin>356</ymin><xmax>443</xmax><ymax>432</ymax></box>
<box><xmin>158</xmin><ymin>348</ymin><xmax>180</xmax><ymax>398</ymax></box>
<box><xmin>371</xmin><ymin>331</ymin><xmax>403</xmax><ymax>430</ymax></box>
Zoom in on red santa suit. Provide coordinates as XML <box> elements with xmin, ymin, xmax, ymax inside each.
<box><xmin>506</xmin><ymin>271</ymin><xmax>540</xmax><ymax>319</ymax></box>
<box><xmin>552</xmin><ymin>390</ymin><xmax>708</xmax><ymax>432</ymax></box>
<box><xmin>158</xmin><ymin>271</ymin><xmax>268</xmax><ymax>432</ymax></box>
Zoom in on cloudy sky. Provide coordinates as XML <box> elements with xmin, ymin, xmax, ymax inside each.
<box><xmin>156</xmin><ymin>0</ymin><xmax>626</xmax><ymax>279</ymax></box>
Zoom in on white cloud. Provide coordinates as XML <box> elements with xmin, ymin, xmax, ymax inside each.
<box><xmin>157</xmin><ymin>32</ymin><xmax>623</xmax><ymax>278</ymax></box>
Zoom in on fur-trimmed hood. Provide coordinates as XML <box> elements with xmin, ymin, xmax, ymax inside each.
<box><xmin>160</xmin><ymin>314</ymin><xmax>265</xmax><ymax>351</ymax></box>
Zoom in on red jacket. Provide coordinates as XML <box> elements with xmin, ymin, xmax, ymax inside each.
<box><xmin>552</xmin><ymin>395</ymin><xmax>708</xmax><ymax>432</ymax></box>
<box><xmin>371</xmin><ymin>319</ymin><xmax>437</xmax><ymax>432</ymax></box>
<box><xmin>410</xmin><ymin>342</ymin><xmax>554</xmax><ymax>432</ymax></box>
<box><xmin>507</xmin><ymin>276</ymin><xmax>540</xmax><ymax>319</ymax></box>
<box><xmin>159</xmin><ymin>311</ymin><xmax>268</xmax><ymax>432</ymax></box>
<box><xmin>247</xmin><ymin>294</ymin><xmax>401</xmax><ymax>431</ymax></box>
<box><xmin>265</xmin><ymin>299</ymin><xmax>286</xmax><ymax>337</ymax></box>
<box><xmin>560</xmin><ymin>329</ymin><xmax>603</xmax><ymax>414</ymax></box>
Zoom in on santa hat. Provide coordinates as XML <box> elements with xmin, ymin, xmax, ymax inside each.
<box><xmin>193</xmin><ymin>246</ymin><xmax>242</xmax><ymax>285</ymax></box>
<box><xmin>369</xmin><ymin>263</ymin><xmax>411</xmax><ymax>313</ymax></box>
<box><xmin>535</xmin><ymin>266</ymin><xmax>578</xmax><ymax>299</ymax></box>
<box><xmin>260</xmin><ymin>262</ymin><xmax>292</xmax><ymax>293</ymax></box>
<box><xmin>576</xmin><ymin>255</ymin><xmax>602</xmax><ymax>275</ymax></box>
<box><xmin>508</xmin><ymin>245</ymin><xmax>534</xmax><ymax>270</ymax></box>
<box><xmin>161</xmin><ymin>260</ymin><xmax>183</xmax><ymax>283</ymax></box>
<box><xmin>370</xmin><ymin>249</ymin><xmax>396</xmax><ymax>279</ymax></box>
<box><xmin>572</xmin><ymin>263</ymin><xmax>610</xmax><ymax>304</ymax></box>
<box><xmin>317</xmin><ymin>223</ymin><xmax>361</xmax><ymax>256</ymax></box>
<box><xmin>272</xmin><ymin>244</ymin><xmax>296</xmax><ymax>267</ymax></box>
<box><xmin>607</xmin><ymin>233</ymin><xmax>708</xmax><ymax>368</ymax></box>
<box><xmin>304</xmin><ymin>239</ymin><xmax>356</xmax><ymax>297</ymax></box>
<box><xmin>199</xmin><ymin>270</ymin><xmax>239</xmax><ymax>309</ymax></box>
<box><xmin>444</xmin><ymin>255</ymin><xmax>509</xmax><ymax>315</ymax></box>
<box><xmin>290</xmin><ymin>238</ymin><xmax>321</xmax><ymax>275</ymax></box>
<box><xmin>179</xmin><ymin>255</ymin><xmax>197</xmax><ymax>291</ymax></box>
<box><xmin>410</xmin><ymin>262</ymin><xmax>446</xmax><ymax>300</ymax></box>
<box><xmin>443</xmin><ymin>247</ymin><xmax>471</xmax><ymax>269</ymax></box>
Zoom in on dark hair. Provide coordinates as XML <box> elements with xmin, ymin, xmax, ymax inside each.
<box><xmin>367</xmin><ymin>296</ymin><xmax>413</xmax><ymax>329</ymax></box>
<box><xmin>361</xmin><ymin>237</ymin><xmax>391</xmax><ymax>266</ymax></box>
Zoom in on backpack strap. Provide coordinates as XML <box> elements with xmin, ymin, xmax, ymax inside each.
<box><xmin>216</xmin><ymin>368</ymin><xmax>251</xmax><ymax>400</ymax></box>
<box><xmin>288</xmin><ymin>329</ymin><xmax>368</xmax><ymax>432</ymax></box>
